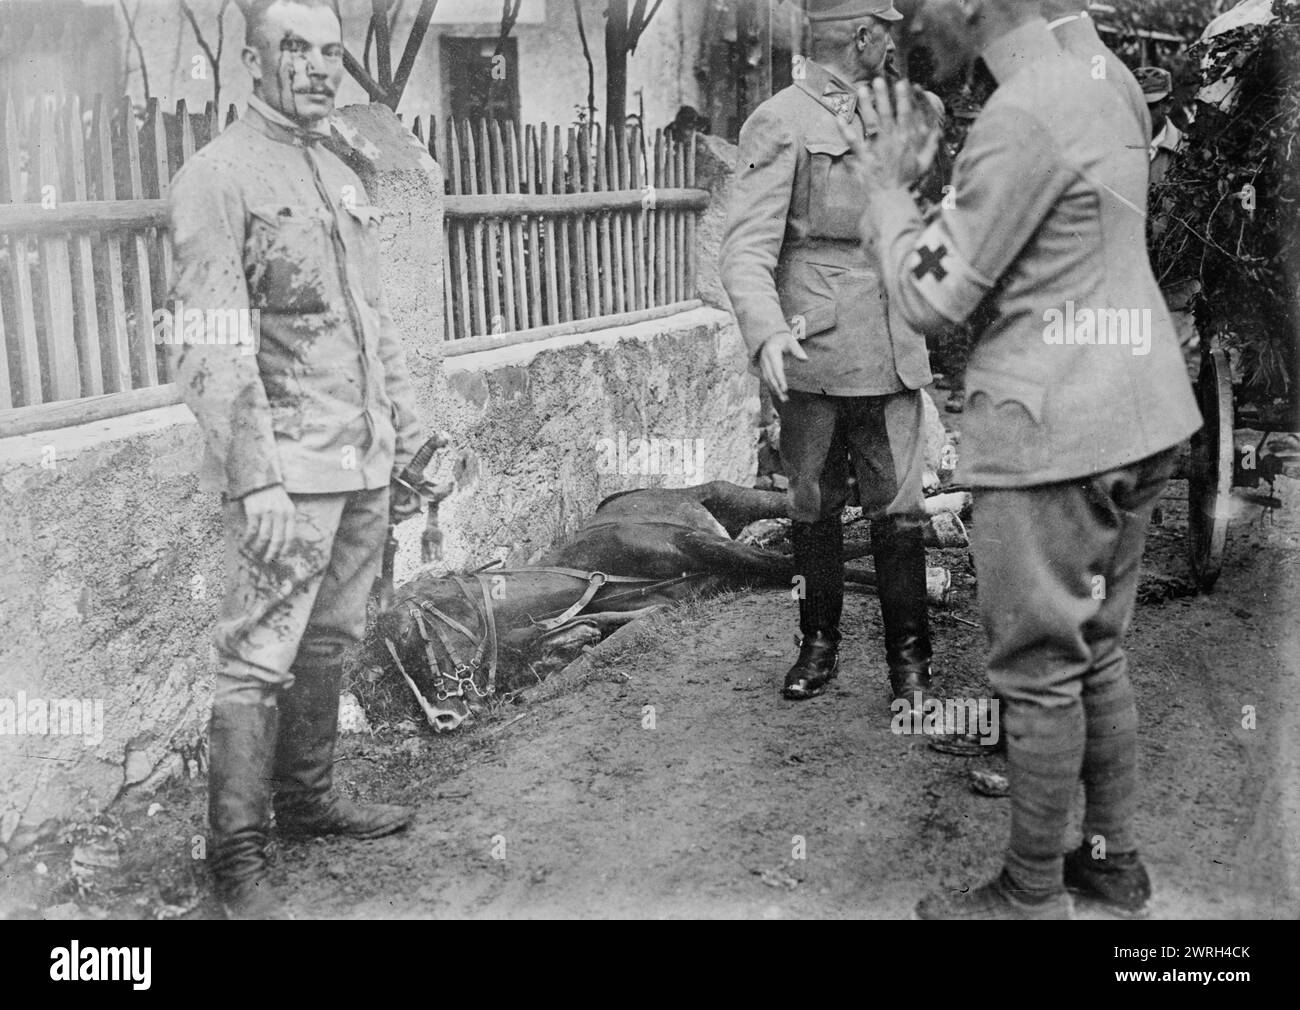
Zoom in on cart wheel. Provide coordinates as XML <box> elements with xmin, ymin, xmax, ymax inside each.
<box><xmin>1188</xmin><ymin>346</ymin><xmax>1234</xmax><ymax>590</ymax></box>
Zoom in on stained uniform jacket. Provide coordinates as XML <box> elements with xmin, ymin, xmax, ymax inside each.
<box><xmin>168</xmin><ymin>96</ymin><xmax>422</xmax><ymax>499</ymax></box>
<box><xmin>720</xmin><ymin>60</ymin><xmax>932</xmax><ymax>396</ymax></box>
<box><xmin>869</xmin><ymin>20</ymin><xmax>1201</xmax><ymax>488</ymax></box>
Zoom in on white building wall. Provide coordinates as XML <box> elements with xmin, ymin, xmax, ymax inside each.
<box><xmin>90</xmin><ymin>0</ymin><xmax>703</xmax><ymax>136</ymax></box>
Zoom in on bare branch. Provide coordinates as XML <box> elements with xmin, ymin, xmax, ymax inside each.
<box><xmin>117</xmin><ymin>0</ymin><xmax>150</xmax><ymax>103</ymax></box>
<box><xmin>389</xmin><ymin>0</ymin><xmax>408</xmax><ymax>32</ymax></box>
<box><xmin>179</xmin><ymin>0</ymin><xmax>231</xmax><ymax>109</ymax></box>
<box><xmin>573</xmin><ymin>0</ymin><xmax>596</xmax><ymax>129</ymax></box>
<box><xmin>329</xmin><ymin>0</ymin><xmax>391</xmax><ymax>103</ymax></box>
<box><xmin>627</xmin><ymin>0</ymin><xmax>663</xmax><ymax>55</ymax></box>
<box><xmin>373</xmin><ymin>0</ymin><xmax>392</xmax><ymax>89</ymax></box>
<box><xmin>215</xmin><ymin>0</ymin><xmax>232</xmax><ymax>108</ymax></box>
<box><xmin>344</xmin><ymin>49</ymin><xmax>389</xmax><ymax>103</ymax></box>
<box><xmin>495</xmin><ymin>0</ymin><xmax>524</xmax><ymax>58</ymax></box>
<box><xmin>392</xmin><ymin>0</ymin><xmax>439</xmax><ymax>104</ymax></box>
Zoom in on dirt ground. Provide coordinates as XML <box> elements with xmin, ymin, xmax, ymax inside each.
<box><xmin>2</xmin><ymin>456</ymin><xmax>1298</xmax><ymax>920</ymax></box>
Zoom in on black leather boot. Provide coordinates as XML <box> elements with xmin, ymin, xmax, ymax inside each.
<box><xmin>273</xmin><ymin>658</ymin><xmax>413</xmax><ymax>839</ymax></box>
<box><xmin>1063</xmin><ymin>844</ymin><xmax>1152</xmax><ymax>918</ymax></box>
<box><xmin>872</xmin><ymin>515</ymin><xmax>933</xmax><ymax>712</ymax></box>
<box><xmin>783</xmin><ymin>519</ymin><xmax>843</xmax><ymax>700</ymax></box>
<box><xmin>209</xmin><ymin>700</ymin><xmax>285</xmax><ymax>919</ymax></box>
<box><xmin>783</xmin><ymin>629</ymin><xmax>841</xmax><ymax>700</ymax></box>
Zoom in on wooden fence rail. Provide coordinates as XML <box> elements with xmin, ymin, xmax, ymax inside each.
<box><xmin>1</xmin><ymin>98</ymin><xmax>710</xmax><ymax>417</ymax></box>
<box><xmin>409</xmin><ymin>115</ymin><xmax>705</xmax><ymax>342</ymax></box>
<box><xmin>0</xmin><ymin>91</ymin><xmax>239</xmax><ymax>413</ymax></box>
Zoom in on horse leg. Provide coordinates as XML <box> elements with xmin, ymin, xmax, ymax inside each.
<box><xmin>676</xmin><ymin>481</ymin><xmax>791</xmax><ymax>536</ymax></box>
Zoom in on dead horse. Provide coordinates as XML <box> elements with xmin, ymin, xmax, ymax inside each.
<box><xmin>360</xmin><ymin>480</ymin><xmax>965</xmax><ymax>731</ymax></box>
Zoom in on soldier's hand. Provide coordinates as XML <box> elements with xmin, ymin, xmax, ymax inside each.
<box><xmin>759</xmin><ymin>330</ymin><xmax>809</xmax><ymax>403</ymax></box>
<box><xmin>838</xmin><ymin>78</ymin><xmax>940</xmax><ymax>192</ymax></box>
<box><xmin>241</xmin><ymin>485</ymin><xmax>296</xmax><ymax>564</ymax></box>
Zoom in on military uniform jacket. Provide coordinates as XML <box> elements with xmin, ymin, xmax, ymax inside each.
<box><xmin>870</xmin><ymin>20</ymin><xmax>1201</xmax><ymax>487</ymax></box>
<box><xmin>168</xmin><ymin>96</ymin><xmax>422</xmax><ymax>499</ymax></box>
<box><xmin>1052</xmin><ymin>12</ymin><xmax>1151</xmax><ymax>143</ymax></box>
<box><xmin>720</xmin><ymin>60</ymin><xmax>932</xmax><ymax>396</ymax></box>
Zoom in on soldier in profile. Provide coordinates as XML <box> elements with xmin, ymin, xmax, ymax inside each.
<box><xmin>842</xmin><ymin>0</ymin><xmax>1200</xmax><ymax>918</ymax></box>
<box><xmin>721</xmin><ymin>0</ymin><xmax>940</xmax><ymax>713</ymax></box>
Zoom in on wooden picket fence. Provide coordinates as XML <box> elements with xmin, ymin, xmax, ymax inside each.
<box><xmin>0</xmin><ymin>91</ymin><xmax>240</xmax><ymax>417</ymax></box>
<box><xmin>0</xmin><ymin>97</ymin><xmax>713</xmax><ymax>423</ymax></box>
<box><xmin>410</xmin><ymin>116</ymin><xmax>708</xmax><ymax>342</ymax></box>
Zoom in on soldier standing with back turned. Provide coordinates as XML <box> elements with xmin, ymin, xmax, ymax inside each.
<box><xmin>721</xmin><ymin>0</ymin><xmax>938</xmax><ymax>711</ymax></box>
<box><xmin>842</xmin><ymin>0</ymin><xmax>1201</xmax><ymax>918</ymax></box>
<box><xmin>169</xmin><ymin>0</ymin><xmax>426</xmax><ymax>918</ymax></box>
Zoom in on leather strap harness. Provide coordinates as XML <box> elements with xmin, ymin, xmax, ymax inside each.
<box><xmin>400</xmin><ymin>566</ymin><xmax>707</xmax><ymax>703</ymax></box>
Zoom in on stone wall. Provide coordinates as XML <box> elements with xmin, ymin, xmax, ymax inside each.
<box><xmin>429</xmin><ymin>307</ymin><xmax>757</xmax><ymax>576</ymax></box>
<box><xmin>0</xmin><ymin>106</ymin><xmax>756</xmax><ymax>856</ymax></box>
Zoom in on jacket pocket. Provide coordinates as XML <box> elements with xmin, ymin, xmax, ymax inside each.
<box><xmin>259</xmin><ymin>369</ymin><xmax>305</xmax><ymax>440</ymax></box>
<box><xmin>343</xmin><ymin>202</ymin><xmax>384</xmax><ymax>304</ymax></box>
<box><xmin>787</xmin><ymin>301</ymin><xmax>837</xmax><ymax>341</ymax></box>
<box><xmin>778</xmin><ymin>257</ymin><xmax>841</xmax><ymax>345</ymax></box>
<box><xmin>246</xmin><ymin>203</ymin><xmax>333</xmax><ymax>314</ymax></box>
<box><xmin>964</xmin><ymin>367</ymin><xmax>1049</xmax><ymax>473</ymax></box>
<box><xmin>805</xmin><ymin>139</ymin><xmax>860</xmax><ymax>241</ymax></box>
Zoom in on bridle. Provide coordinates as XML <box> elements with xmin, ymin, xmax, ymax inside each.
<box><xmin>386</xmin><ymin>566</ymin><xmax>709</xmax><ymax>705</ymax></box>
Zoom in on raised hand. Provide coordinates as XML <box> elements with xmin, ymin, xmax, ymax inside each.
<box><xmin>837</xmin><ymin>78</ymin><xmax>941</xmax><ymax>194</ymax></box>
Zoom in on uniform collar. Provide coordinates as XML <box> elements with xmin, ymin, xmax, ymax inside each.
<box><xmin>245</xmin><ymin>94</ymin><xmax>333</xmax><ymax>146</ymax></box>
<box><xmin>1046</xmin><ymin>10</ymin><xmax>1087</xmax><ymax>32</ymax></box>
<box><xmin>795</xmin><ymin>59</ymin><xmax>878</xmax><ymax>130</ymax></box>
<box><xmin>981</xmin><ymin>18</ymin><xmax>1065</xmax><ymax>85</ymax></box>
<box><xmin>1050</xmin><ymin>9</ymin><xmax>1100</xmax><ymax>47</ymax></box>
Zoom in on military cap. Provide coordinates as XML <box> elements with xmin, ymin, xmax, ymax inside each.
<box><xmin>1135</xmin><ymin>66</ymin><xmax>1172</xmax><ymax>103</ymax></box>
<box><xmin>804</xmin><ymin>0</ymin><xmax>903</xmax><ymax>23</ymax></box>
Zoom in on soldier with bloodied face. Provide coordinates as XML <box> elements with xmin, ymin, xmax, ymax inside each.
<box><xmin>168</xmin><ymin>0</ymin><xmax>426</xmax><ymax>918</ymax></box>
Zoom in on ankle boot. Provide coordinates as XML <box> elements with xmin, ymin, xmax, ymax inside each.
<box><xmin>783</xmin><ymin>629</ymin><xmax>841</xmax><ymax>700</ymax></box>
<box><xmin>784</xmin><ymin>519</ymin><xmax>844</xmax><ymax>700</ymax></box>
<box><xmin>1063</xmin><ymin>844</ymin><xmax>1152</xmax><ymax>918</ymax></box>
<box><xmin>273</xmin><ymin>657</ymin><xmax>412</xmax><ymax>839</ymax></box>
<box><xmin>872</xmin><ymin>515</ymin><xmax>933</xmax><ymax>711</ymax></box>
<box><xmin>209</xmin><ymin>700</ymin><xmax>284</xmax><ymax>919</ymax></box>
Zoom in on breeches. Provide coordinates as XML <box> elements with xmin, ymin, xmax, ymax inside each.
<box><xmin>972</xmin><ymin>449</ymin><xmax>1175</xmax><ymax>710</ymax></box>
<box><xmin>212</xmin><ymin>487</ymin><xmax>389</xmax><ymax>705</ymax></box>
<box><xmin>775</xmin><ymin>387</ymin><xmax>926</xmax><ymax>525</ymax></box>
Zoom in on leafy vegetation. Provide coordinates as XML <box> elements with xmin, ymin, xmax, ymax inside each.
<box><xmin>1149</xmin><ymin>0</ymin><xmax>1300</xmax><ymax>402</ymax></box>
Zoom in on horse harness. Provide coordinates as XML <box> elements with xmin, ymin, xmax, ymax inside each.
<box><xmin>399</xmin><ymin>567</ymin><xmax>707</xmax><ymax>703</ymax></box>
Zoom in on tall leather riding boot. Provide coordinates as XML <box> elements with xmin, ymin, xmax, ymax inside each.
<box><xmin>783</xmin><ymin>518</ymin><xmax>844</xmax><ymax>700</ymax></box>
<box><xmin>209</xmin><ymin>700</ymin><xmax>284</xmax><ymax>919</ymax></box>
<box><xmin>872</xmin><ymin>515</ymin><xmax>933</xmax><ymax>712</ymax></box>
<box><xmin>272</xmin><ymin>658</ymin><xmax>413</xmax><ymax>839</ymax></box>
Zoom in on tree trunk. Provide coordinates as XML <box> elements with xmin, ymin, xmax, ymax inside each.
<box><xmin>605</xmin><ymin>0</ymin><xmax>628</xmax><ymax>132</ymax></box>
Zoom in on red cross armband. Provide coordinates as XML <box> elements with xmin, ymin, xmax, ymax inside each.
<box><xmin>904</xmin><ymin>219</ymin><xmax>993</xmax><ymax>325</ymax></box>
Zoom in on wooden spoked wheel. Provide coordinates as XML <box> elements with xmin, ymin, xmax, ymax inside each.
<box><xmin>1188</xmin><ymin>346</ymin><xmax>1235</xmax><ymax>591</ymax></box>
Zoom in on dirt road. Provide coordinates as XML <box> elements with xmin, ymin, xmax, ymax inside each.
<box><xmin>2</xmin><ymin>469</ymin><xmax>1297</xmax><ymax>920</ymax></box>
